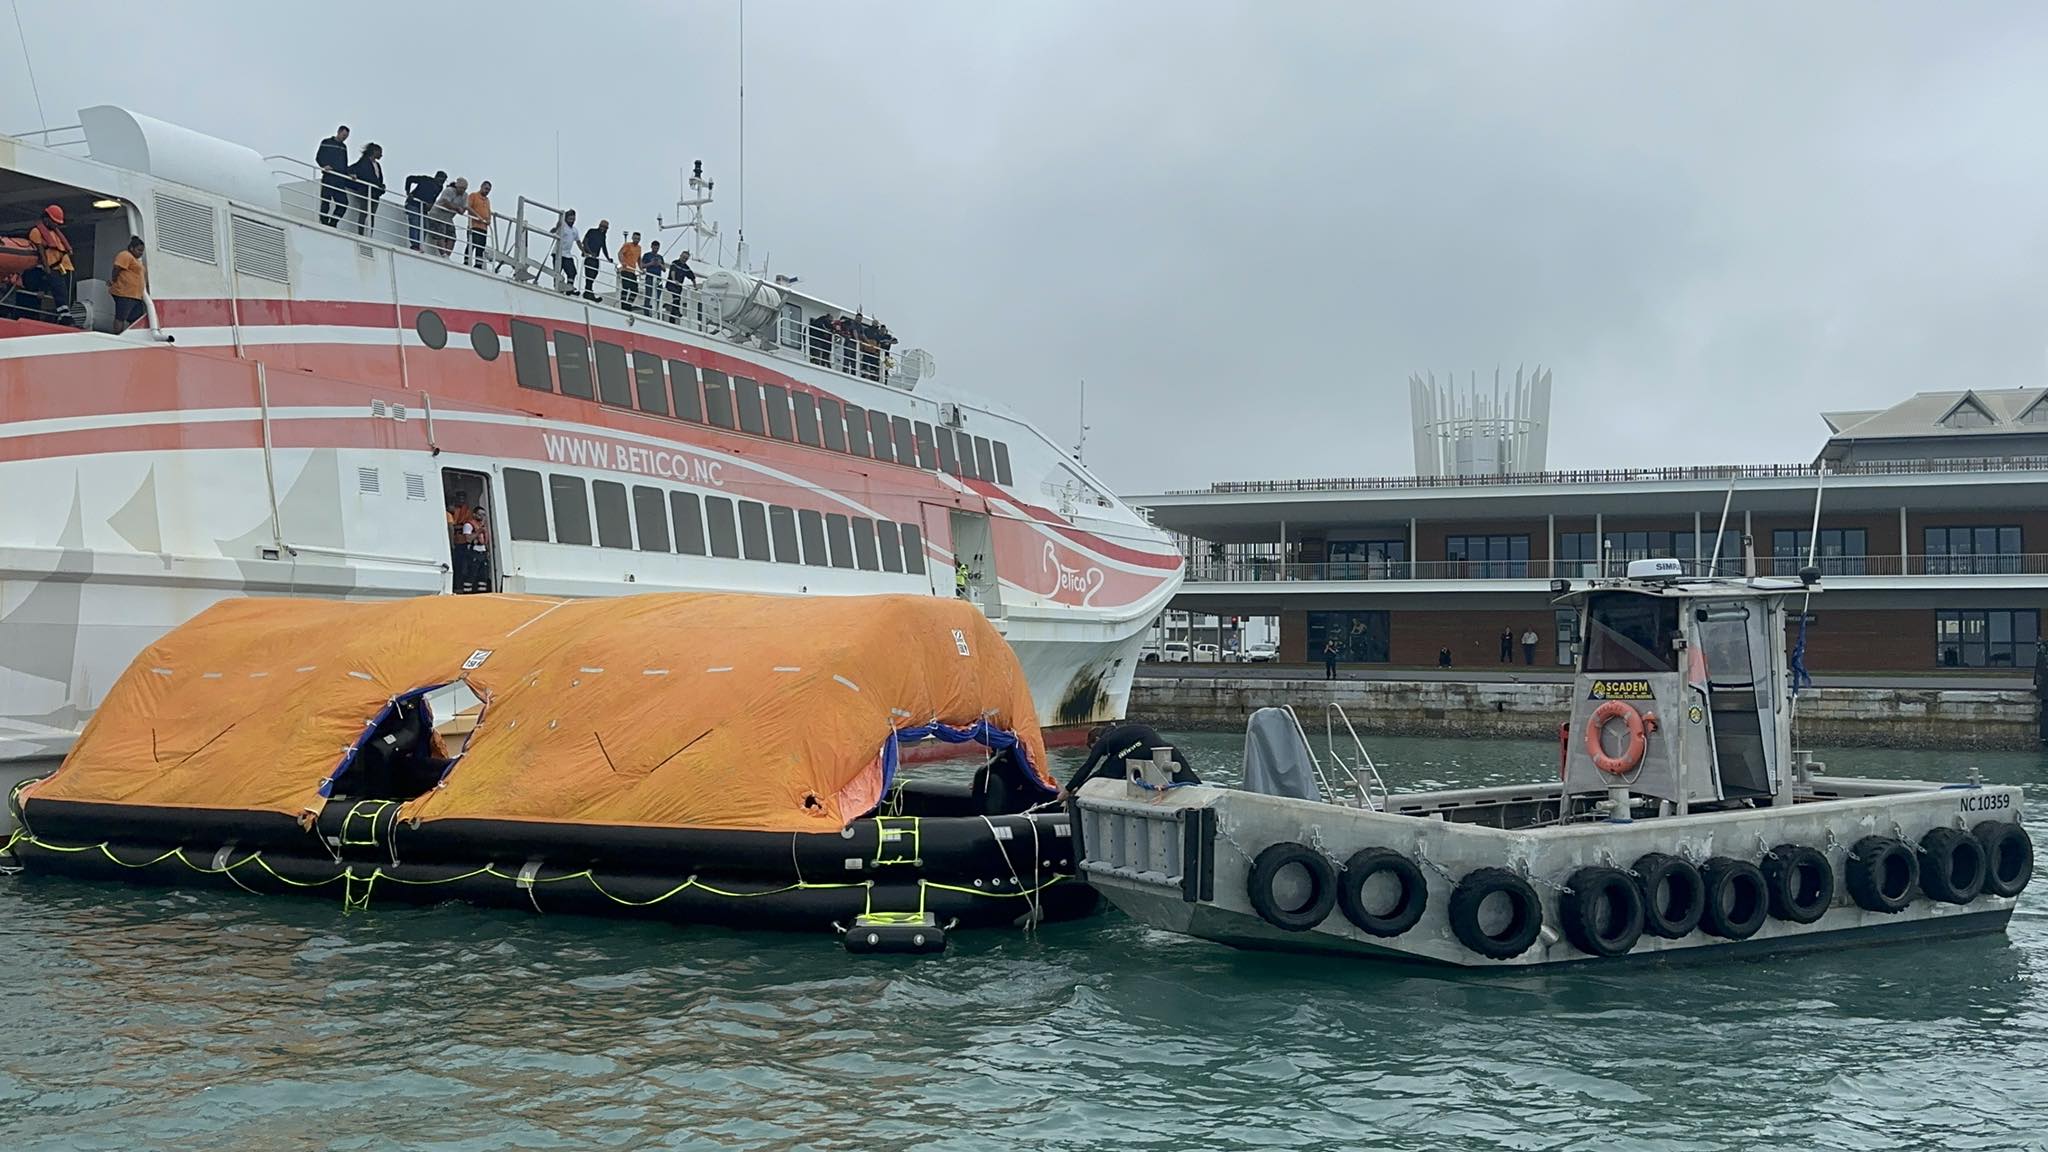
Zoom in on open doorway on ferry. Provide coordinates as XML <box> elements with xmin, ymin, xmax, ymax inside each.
<box><xmin>938</xmin><ymin>507</ymin><xmax>1002</xmax><ymax>617</ymax></box>
<box><xmin>441</xmin><ymin>469</ymin><xmax>497</xmax><ymax>594</ymax></box>
<box><xmin>0</xmin><ymin>168</ymin><xmax>137</xmax><ymax>331</ymax></box>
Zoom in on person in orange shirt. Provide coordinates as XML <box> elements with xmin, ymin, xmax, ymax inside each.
<box><xmin>23</xmin><ymin>204</ymin><xmax>74</xmax><ymax>321</ymax></box>
<box><xmin>109</xmin><ymin>237</ymin><xmax>147</xmax><ymax>330</ymax></box>
<box><xmin>465</xmin><ymin>180</ymin><xmax>492</xmax><ymax>269</ymax></box>
<box><xmin>616</xmin><ymin>232</ymin><xmax>643</xmax><ymax>312</ymax></box>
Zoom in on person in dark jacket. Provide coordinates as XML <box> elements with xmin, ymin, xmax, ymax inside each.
<box><xmin>316</xmin><ymin>125</ymin><xmax>351</xmax><ymax>227</ymax></box>
<box><xmin>1063</xmin><ymin>723</ymin><xmax>1198</xmax><ymax>795</ymax></box>
<box><xmin>402</xmin><ymin>170</ymin><xmax>446</xmax><ymax>251</ymax></box>
<box><xmin>348</xmin><ymin>143</ymin><xmax>385</xmax><ymax>237</ymax></box>
<box><xmin>580</xmin><ymin>219</ymin><xmax>610</xmax><ymax>300</ymax></box>
<box><xmin>664</xmin><ymin>250</ymin><xmax>696</xmax><ymax>323</ymax></box>
<box><xmin>1323</xmin><ymin>637</ymin><xmax>1342</xmax><ymax>680</ymax></box>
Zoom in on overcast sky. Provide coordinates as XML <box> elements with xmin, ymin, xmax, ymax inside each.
<box><xmin>8</xmin><ymin>2</ymin><xmax>2047</xmax><ymax>494</ymax></box>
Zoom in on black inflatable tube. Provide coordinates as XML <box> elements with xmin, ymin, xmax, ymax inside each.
<box><xmin>20</xmin><ymin>798</ymin><xmax>1075</xmax><ymax>880</ymax></box>
<box><xmin>9</xmin><ymin>839</ymin><xmax>1098</xmax><ymax>931</ymax></box>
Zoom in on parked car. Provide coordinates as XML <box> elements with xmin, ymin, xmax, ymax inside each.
<box><xmin>1242</xmin><ymin>642</ymin><xmax>1279</xmax><ymax>662</ymax></box>
<box><xmin>1192</xmin><ymin>643</ymin><xmax>1222</xmax><ymax>663</ymax></box>
<box><xmin>1139</xmin><ymin>643</ymin><xmax>1162</xmax><ymax>663</ymax></box>
<box><xmin>1161</xmin><ymin>641</ymin><xmax>1191</xmax><ymax>663</ymax></box>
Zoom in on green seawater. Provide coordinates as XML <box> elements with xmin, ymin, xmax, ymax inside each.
<box><xmin>2</xmin><ymin>734</ymin><xmax>2045</xmax><ymax>1151</ymax></box>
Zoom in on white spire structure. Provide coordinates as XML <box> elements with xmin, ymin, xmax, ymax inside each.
<box><xmin>1408</xmin><ymin>365</ymin><xmax>1553</xmax><ymax>478</ymax></box>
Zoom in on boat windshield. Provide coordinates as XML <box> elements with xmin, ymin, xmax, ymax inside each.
<box><xmin>1582</xmin><ymin>592</ymin><xmax>1679</xmax><ymax>673</ymax></box>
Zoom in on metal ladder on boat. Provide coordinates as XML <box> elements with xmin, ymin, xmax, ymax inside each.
<box><xmin>1275</xmin><ymin>704</ymin><xmax>1389</xmax><ymax>811</ymax></box>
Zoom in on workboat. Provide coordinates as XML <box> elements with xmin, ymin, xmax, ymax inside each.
<box><xmin>1075</xmin><ymin>559</ymin><xmax>2033</xmax><ymax>967</ymax></box>
<box><xmin>6</xmin><ymin>591</ymin><xmax>1090</xmax><ymax>954</ymax></box>
<box><xmin>0</xmin><ymin>105</ymin><xmax>1182</xmax><ymax>764</ymax></box>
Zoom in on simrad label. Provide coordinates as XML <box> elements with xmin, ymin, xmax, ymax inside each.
<box><xmin>1588</xmin><ymin>678</ymin><xmax>1655</xmax><ymax>701</ymax></box>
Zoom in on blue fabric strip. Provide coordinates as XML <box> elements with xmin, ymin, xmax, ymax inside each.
<box><xmin>879</xmin><ymin>719</ymin><xmax>1050</xmax><ymax>796</ymax></box>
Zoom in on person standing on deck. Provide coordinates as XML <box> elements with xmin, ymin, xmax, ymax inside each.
<box><xmin>110</xmin><ymin>237</ymin><xmax>147</xmax><ymax>330</ymax></box>
<box><xmin>955</xmin><ymin>559</ymin><xmax>971</xmax><ymax>599</ymax></box>
<box><xmin>402</xmin><ymin>170</ymin><xmax>446</xmax><ymax>251</ymax></box>
<box><xmin>465</xmin><ymin>181</ymin><xmax>493</xmax><ymax>268</ymax></box>
<box><xmin>580</xmin><ymin>219</ymin><xmax>611</xmax><ymax>300</ymax></box>
<box><xmin>1521</xmin><ymin>628</ymin><xmax>1539</xmax><ymax>666</ymax></box>
<box><xmin>554</xmin><ymin>210</ymin><xmax>579</xmax><ymax>293</ymax></box>
<box><xmin>617</xmin><ymin>232</ymin><xmax>643</xmax><ymax>313</ymax></box>
<box><xmin>428</xmin><ymin>178</ymin><xmax>466</xmax><ymax>256</ymax></box>
<box><xmin>316</xmin><ymin>125</ymin><xmax>351</xmax><ymax>226</ymax></box>
<box><xmin>1499</xmin><ymin>626</ymin><xmax>1513</xmax><ymax>664</ymax></box>
<box><xmin>1322</xmin><ymin>637</ymin><xmax>1341</xmax><ymax>681</ymax></box>
<box><xmin>664</xmin><ymin>250</ymin><xmax>697</xmax><ymax>323</ymax></box>
<box><xmin>639</xmin><ymin>241</ymin><xmax>665</xmax><ymax>316</ymax></box>
<box><xmin>348</xmin><ymin>143</ymin><xmax>385</xmax><ymax>236</ymax></box>
<box><xmin>23</xmin><ymin>205</ymin><xmax>74</xmax><ymax>321</ymax></box>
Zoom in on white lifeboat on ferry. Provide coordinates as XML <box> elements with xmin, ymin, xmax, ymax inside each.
<box><xmin>701</xmin><ymin>268</ymin><xmax>783</xmax><ymax>336</ymax></box>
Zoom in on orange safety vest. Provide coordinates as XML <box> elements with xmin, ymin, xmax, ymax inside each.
<box><xmin>29</xmin><ymin>223</ymin><xmax>72</xmax><ymax>274</ymax></box>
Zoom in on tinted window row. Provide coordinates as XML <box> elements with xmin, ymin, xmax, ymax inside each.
<box><xmin>508</xmin><ymin>319</ymin><xmax>1014</xmax><ymax>485</ymax></box>
<box><xmin>502</xmin><ymin>467</ymin><xmax>928</xmax><ymax>576</ymax></box>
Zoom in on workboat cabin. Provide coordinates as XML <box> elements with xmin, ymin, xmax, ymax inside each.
<box><xmin>1077</xmin><ymin>558</ymin><xmax>2034</xmax><ymax>967</ymax></box>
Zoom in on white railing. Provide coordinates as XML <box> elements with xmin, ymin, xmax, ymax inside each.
<box><xmin>260</xmin><ymin>155</ymin><xmax>916</xmax><ymax>388</ymax></box>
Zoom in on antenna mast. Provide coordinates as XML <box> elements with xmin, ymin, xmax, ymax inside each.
<box><xmin>1076</xmin><ymin>378</ymin><xmax>1090</xmax><ymax>462</ymax></box>
<box><xmin>735</xmin><ymin>0</ymin><xmax>747</xmax><ymax>270</ymax></box>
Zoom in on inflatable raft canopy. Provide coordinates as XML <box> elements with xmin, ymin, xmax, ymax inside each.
<box><xmin>12</xmin><ymin>592</ymin><xmax>1085</xmax><ymax>950</ymax></box>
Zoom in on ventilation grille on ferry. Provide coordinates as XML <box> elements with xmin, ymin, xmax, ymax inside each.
<box><xmin>231</xmin><ymin>216</ymin><xmax>290</xmax><ymax>283</ymax></box>
<box><xmin>404</xmin><ymin>473</ymin><xmax>427</xmax><ymax>501</ymax></box>
<box><xmin>155</xmin><ymin>195</ymin><xmax>217</xmax><ymax>265</ymax></box>
<box><xmin>357</xmin><ymin>467</ymin><xmax>381</xmax><ymax>495</ymax></box>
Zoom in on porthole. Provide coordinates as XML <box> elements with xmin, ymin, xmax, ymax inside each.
<box><xmin>471</xmin><ymin>322</ymin><xmax>500</xmax><ymax>361</ymax></box>
<box><xmin>415</xmin><ymin>309</ymin><xmax>448</xmax><ymax>350</ymax></box>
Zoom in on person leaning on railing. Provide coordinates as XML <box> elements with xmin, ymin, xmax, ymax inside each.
<box><xmin>402</xmin><ymin>169</ymin><xmax>446</xmax><ymax>251</ymax></box>
<box><xmin>639</xmin><ymin>241</ymin><xmax>665</xmax><ymax>316</ymax></box>
<box><xmin>347</xmin><ymin>143</ymin><xmax>385</xmax><ymax>237</ymax></box>
<box><xmin>429</xmin><ymin>178</ymin><xmax>467</xmax><ymax>256</ymax></box>
<box><xmin>664</xmin><ymin>250</ymin><xmax>697</xmax><ymax>323</ymax></box>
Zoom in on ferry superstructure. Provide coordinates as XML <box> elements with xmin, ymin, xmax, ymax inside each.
<box><xmin>0</xmin><ymin>106</ymin><xmax>1183</xmax><ymax>761</ymax></box>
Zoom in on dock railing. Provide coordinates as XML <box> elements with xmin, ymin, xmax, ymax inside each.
<box><xmin>1178</xmin><ymin>554</ymin><xmax>2048</xmax><ymax>583</ymax></box>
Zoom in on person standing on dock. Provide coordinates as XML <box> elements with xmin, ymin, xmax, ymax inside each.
<box><xmin>316</xmin><ymin>125</ymin><xmax>351</xmax><ymax>227</ymax></box>
<box><xmin>110</xmin><ymin>238</ymin><xmax>146</xmax><ymax>330</ymax></box>
<box><xmin>1499</xmin><ymin>627</ymin><xmax>1513</xmax><ymax>664</ymax></box>
<box><xmin>1522</xmin><ymin>628</ymin><xmax>1538</xmax><ymax>665</ymax></box>
<box><xmin>1322</xmin><ymin>637</ymin><xmax>1341</xmax><ymax>680</ymax></box>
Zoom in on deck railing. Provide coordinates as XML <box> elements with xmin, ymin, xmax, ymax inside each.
<box><xmin>1167</xmin><ymin>457</ymin><xmax>2048</xmax><ymax>496</ymax></box>
<box><xmin>1178</xmin><ymin>553</ymin><xmax>2048</xmax><ymax>583</ymax></box>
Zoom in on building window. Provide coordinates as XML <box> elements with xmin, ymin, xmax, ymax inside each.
<box><xmin>553</xmin><ymin>330</ymin><xmax>594</xmax><ymax>399</ymax></box>
<box><xmin>1771</xmin><ymin>528</ymin><xmax>1867</xmax><ymax>575</ymax></box>
<box><xmin>504</xmin><ymin>468</ymin><xmax>549</xmax><ymax>542</ymax></box>
<box><xmin>702</xmin><ymin>369</ymin><xmax>735</xmax><ymax>429</ymax></box>
<box><xmin>1327</xmin><ymin>539</ymin><xmax>1407</xmax><ymax>579</ymax></box>
<box><xmin>632</xmin><ymin>485</ymin><xmax>670</xmax><ymax>552</ymax></box>
<box><xmin>819</xmin><ymin>397</ymin><xmax>848</xmax><ymax>452</ymax></box>
<box><xmin>1942</xmin><ymin>400</ymin><xmax>1994</xmax><ymax>429</ymax></box>
<box><xmin>768</xmin><ymin>505</ymin><xmax>801</xmax><ymax>564</ymax></box>
<box><xmin>1304</xmin><ymin>611</ymin><xmax>1389</xmax><ymax>662</ymax></box>
<box><xmin>670</xmin><ymin>491</ymin><xmax>706</xmax><ymax>556</ymax></box>
<box><xmin>1937</xmin><ymin>609</ymin><xmax>2039</xmax><ymax>668</ymax></box>
<box><xmin>633</xmin><ymin>350</ymin><xmax>667</xmax><ymax>415</ymax></box>
<box><xmin>763</xmin><ymin>383</ymin><xmax>794</xmax><ymax>441</ymax></box>
<box><xmin>738</xmin><ymin>501</ymin><xmax>771</xmax><ymax>561</ymax></box>
<box><xmin>1553</xmin><ymin>608</ymin><xmax>1578</xmax><ymax>667</ymax></box>
<box><xmin>1445</xmin><ymin>534</ymin><xmax>1530</xmax><ymax>579</ymax></box>
<box><xmin>668</xmin><ymin>359</ymin><xmax>702</xmax><ymax>421</ymax></box>
<box><xmin>548</xmin><ymin>474</ymin><xmax>592</xmax><ymax>546</ymax></box>
<box><xmin>900</xmin><ymin>523</ymin><xmax>927</xmax><ymax>575</ymax></box>
<box><xmin>511</xmin><ymin>320</ymin><xmax>553</xmax><ymax>392</ymax></box>
<box><xmin>793</xmin><ymin>392</ymin><xmax>821</xmax><ymax>447</ymax></box>
<box><xmin>1674</xmin><ymin>530</ymin><xmax>1744</xmax><ymax>576</ymax></box>
<box><xmin>1925</xmin><ymin>526</ymin><xmax>2023</xmax><ymax>575</ymax></box>
<box><xmin>797</xmin><ymin>509</ymin><xmax>828</xmax><ymax>566</ymax></box>
<box><xmin>592</xmin><ymin>480</ymin><xmax>632</xmax><ymax>548</ymax></box>
<box><xmin>705</xmin><ymin>495</ymin><xmax>740</xmax><ymax>558</ymax></box>
<box><xmin>594</xmin><ymin>341</ymin><xmax>632</xmax><ymax>407</ymax></box>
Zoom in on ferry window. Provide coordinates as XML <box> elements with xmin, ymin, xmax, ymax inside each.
<box><xmin>825</xmin><ymin>513</ymin><xmax>856</xmax><ymax>569</ymax></box>
<box><xmin>972</xmin><ymin>437</ymin><xmax>996</xmax><ymax>481</ymax></box>
<box><xmin>890</xmin><ymin>417</ymin><xmax>916</xmax><ymax>467</ymax></box>
<box><xmin>1582</xmin><ymin>592</ymin><xmax>1678</xmax><ymax>674</ymax></box>
<box><xmin>993</xmin><ymin>442</ymin><xmax>1013</xmax><ymax>486</ymax></box>
<box><xmin>670</xmin><ymin>491</ymin><xmax>706</xmax><ymax>556</ymax></box>
<box><xmin>702</xmin><ymin>369</ymin><xmax>735</xmax><ymax>429</ymax></box>
<box><xmin>843</xmin><ymin>404</ymin><xmax>872</xmax><ymax>457</ymax></box>
<box><xmin>818</xmin><ymin>397</ymin><xmax>848</xmax><ymax>452</ymax></box>
<box><xmin>778</xmin><ymin>302</ymin><xmax>804</xmax><ymax>348</ymax></box>
<box><xmin>668</xmin><ymin>359</ymin><xmax>703</xmax><ymax>421</ymax></box>
<box><xmin>548</xmin><ymin>474</ymin><xmax>592</xmax><ymax>546</ymax></box>
<box><xmin>553</xmin><ymin>329</ymin><xmax>594</xmax><ymax>399</ymax></box>
<box><xmin>869</xmin><ymin>411</ymin><xmax>897</xmax><ymax>464</ymax></box>
<box><xmin>632</xmin><ymin>485</ymin><xmax>670</xmax><ymax>552</ymax></box>
<box><xmin>511</xmin><ymin>320</ymin><xmax>553</xmax><ymax>392</ymax></box>
<box><xmin>914</xmin><ymin>422</ymin><xmax>937</xmax><ymax>470</ymax></box>
<box><xmin>900</xmin><ymin>523</ymin><xmax>927</xmax><ymax>575</ymax></box>
<box><xmin>734</xmin><ymin>377</ymin><xmax>767</xmax><ymax>436</ymax></box>
<box><xmin>959</xmin><ymin>433</ymin><xmax>983</xmax><ymax>481</ymax></box>
<box><xmin>936</xmin><ymin>427</ymin><xmax>960</xmax><ymax>475</ymax></box>
<box><xmin>633</xmin><ymin>350</ymin><xmax>668</xmax><ymax>416</ymax></box>
<box><xmin>851</xmin><ymin>517</ymin><xmax>881</xmax><ymax>571</ymax></box>
<box><xmin>792</xmin><ymin>392</ymin><xmax>821</xmax><ymax>447</ymax></box>
<box><xmin>798</xmin><ymin>509</ymin><xmax>828</xmax><ymax>567</ymax></box>
<box><xmin>504</xmin><ymin>468</ymin><xmax>549</xmax><ymax>542</ymax></box>
<box><xmin>593</xmin><ymin>480</ymin><xmax>633</xmax><ymax>549</ymax></box>
<box><xmin>876</xmin><ymin>520</ymin><xmax>903</xmax><ymax>573</ymax></box>
<box><xmin>595</xmin><ymin>341</ymin><xmax>633</xmax><ymax>407</ymax></box>
<box><xmin>705</xmin><ymin>495</ymin><xmax>740</xmax><ymax>558</ymax></box>
<box><xmin>763</xmin><ymin>383</ymin><xmax>795</xmax><ymax>441</ymax></box>
<box><xmin>768</xmin><ymin>505</ymin><xmax>801</xmax><ymax>564</ymax></box>
<box><xmin>739</xmin><ymin>501</ymin><xmax>772</xmax><ymax>561</ymax></box>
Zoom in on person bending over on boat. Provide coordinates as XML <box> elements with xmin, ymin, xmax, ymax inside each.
<box><xmin>429</xmin><ymin>177</ymin><xmax>468</xmax><ymax>257</ymax></box>
<box><xmin>402</xmin><ymin>170</ymin><xmax>446</xmax><ymax>251</ymax></box>
<box><xmin>1063</xmin><ymin>723</ymin><xmax>1199</xmax><ymax>796</ymax></box>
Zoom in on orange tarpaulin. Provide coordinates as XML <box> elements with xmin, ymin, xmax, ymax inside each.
<box><xmin>29</xmin><ymin>591</ymin><xmax>1048</xmax><ymax>833</ymax></box>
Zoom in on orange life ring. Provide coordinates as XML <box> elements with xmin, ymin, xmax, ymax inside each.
<box><xmin>1585</xmin><ymin>700</ymin><xmax>1649</xmax><ymax>774</ymax></box>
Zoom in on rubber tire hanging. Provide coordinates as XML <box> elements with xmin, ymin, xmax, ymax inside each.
<box><xmin>1699</xmin><ymin>857</ymin><xmax>1769</xmax><ymax>940</ymax></box>
<box><xmin>1245</xmin><ymin>842</ymin><xmax>1337</xmax><ymax>932</ymax></box>
<box><xmin>1974</xmin><ymin>820</ymin><xmax>2034</xmax><ymax>898</ymax></box>
<box><xmin>1845</xmin><ymin>835</ymin><xmax>1919</xmax><ymax>913</ymax></box>
<box><xmin>1559</xmin><ymin>865</ymin><xmax>1645</xmax><ymax>958</ymax></box>
<box><xmin>1631</xmin><ymin>852</ymin><xmax>1705</xmax><ymax>939</ymax></box>
<box><xmin>1447</xmin><ymin>867</ymin><xmax>1544</xmax><ymax>960</ymax></box>
<box><xmin>1335</xmin><ymin>847</ymin><xmax>1428</xmax><ymax>938</ymax></box>
<box><xmin>1917</xmin><ymin>827</ymin><xmax>1987</xmax><ymax>905</ymax></box>
<box><xmin>1762</xmin><ymin>843</ymin><xmax>1834</xmax><ymax>924</ymax></box>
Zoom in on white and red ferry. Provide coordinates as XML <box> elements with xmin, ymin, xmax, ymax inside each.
<box><xmin>0</xmin><ymin>106</ymin><xmax>1182</xmax><ymax>762</ymax></box>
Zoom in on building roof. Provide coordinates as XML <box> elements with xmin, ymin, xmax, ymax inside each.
<box><xmin>1819</xmin><ymin>387</ymin><xmax>2048</xmax><ymax>444</ymax></box>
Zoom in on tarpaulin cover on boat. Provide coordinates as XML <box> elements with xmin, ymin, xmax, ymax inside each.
<box><xmin>27</xmin><ymin>591</ymin><xmax>1048</xmax><ymax>832</ymax></box>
